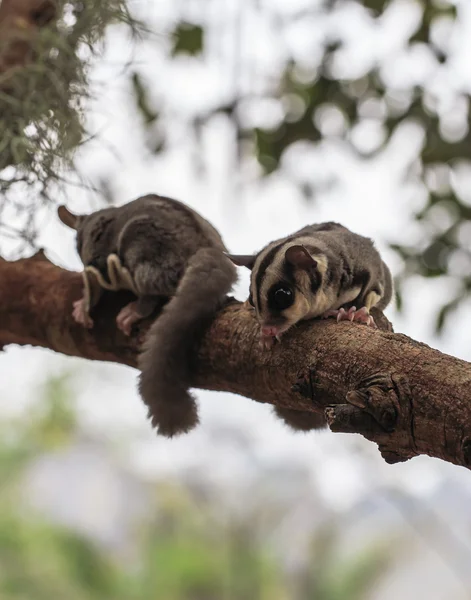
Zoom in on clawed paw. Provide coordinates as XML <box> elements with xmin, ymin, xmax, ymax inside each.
<box><xmin>116</xmin><ymin>301</ymin><xmax>142</xmax><ymax>336</ymax></box>
<box><xmin>322</xmin><ymin>306</ymin><xmax>377</xmax><ymax>328</ymax></box>
<box><xmin>72</xmin><ymin>298</ymin><xmax>93</xmax><ymax>329</ymax></box>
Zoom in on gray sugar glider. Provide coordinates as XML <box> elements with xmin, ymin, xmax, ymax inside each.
<box><xmin>58</xmin><ymin>194</ymin><xmax>237</xmax><ymax>437</ymax></box>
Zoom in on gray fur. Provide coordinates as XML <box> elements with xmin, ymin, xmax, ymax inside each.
<box><xmin>59</xmin><ymin>194</ymin><xmax>236</xmax><ymax>437</ymax></box>
<box><xmin>230</xmin><ymin>221</ymin><xmax>392</xmax><ymax>330</ymax></box>
<box><xmin>138</xmin><ymin>247</ymin><xmax>236</xmax><ymax>436</ymax></box>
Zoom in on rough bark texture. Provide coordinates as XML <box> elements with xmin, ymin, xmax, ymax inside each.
<box><xmin>0</xmin><ymin>0</ymin><xmax>56</xmax><ymax>76</ymax></box>
<box><xmin>2</xmin><ymin>253</ymin><xmax>471</xmax><ymax>471</ymax></box>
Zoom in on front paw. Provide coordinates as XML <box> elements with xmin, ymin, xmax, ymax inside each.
<box><xmin>322</xmin><ymin>306</ymin><xmax>377</xmax><ymax>328</ymax></box>
<box><xmin>116</xmin><ymin>301</ymin><xmax>142</xmax><ymax>336</ymax></box>
<box><xmin>72</xmin><ymin>298</ymin><xmax>93</xmax><ymax>329</ymax></box>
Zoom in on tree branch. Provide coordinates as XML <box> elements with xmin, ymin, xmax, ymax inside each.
<box><xmin>2</xmin><ymin>254</ymin><xmax>471</xmax><ymax>471</ymax></box>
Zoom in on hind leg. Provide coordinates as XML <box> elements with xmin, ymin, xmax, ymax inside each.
<box><xmin>116</xmin><ymin>295</ymin><xmax>168</xmax><ymax>336</ymax></box>
<box><xmin>116</xmin><ymin>261</ymin><xmax>173</xmax><ymax>336</ymax></box>
<box><xmin>73</xmin><ymin>297</ymin><xmax>94</xmax><ymax>328</ymax></box>
<box><xmin>73</xmin><ymin>268</ymin><xmax>103</xmax><ymax>329</ymax></box>
<box><xmin>116</xmin><ymin>302</ymin><xmax>141</xmax><ymax>336</ymax></box>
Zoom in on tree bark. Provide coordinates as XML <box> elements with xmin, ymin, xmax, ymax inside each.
<box><xmin>0</xmin><ymin>0</ymin><xmax>56</xmax><ymax>75</ymax></box>
<box><xmin>2</xmin><ymin>253</ymin><xmax>471</xmax><ymax>471</ymax></box>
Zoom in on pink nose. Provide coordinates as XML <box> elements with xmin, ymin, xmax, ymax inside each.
<box><xmin>261</xmin><ymin>325</ymin><xmax>280</xmax><ymax>337</ymax></box>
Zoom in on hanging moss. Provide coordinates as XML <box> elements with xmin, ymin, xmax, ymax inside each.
<box><xmin>0</xmin><ymin>0</ymin><xmax>139</xmax><ymax>198</ymax></box>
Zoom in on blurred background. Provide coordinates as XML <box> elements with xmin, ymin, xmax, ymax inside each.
<box><xmin>2</xmin><ymin>0</ymin><xmax>471</xmax><ymax>598</ymax></box>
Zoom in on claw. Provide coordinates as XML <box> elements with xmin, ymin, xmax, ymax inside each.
<box><xmin>72</xmin><ymin>297</ymin><xmax>93</xmax><ymax>329</ymax></box>
<box><xmin>116</xmin><ymin>301</ymin><xmax>143</xmax><ymax>336</ymax></box>
<box><xmin>322</xmin><ymin>310</ymin><xmax>338</xmax><ymax>319</ymax></box>
<box><xmin>322</xmin><ymin>305</ymin><xmax>377</xmax><ymax>328</ymax></box>
<box><xmin>260</xmin><ymin>335</ymin><xmax>276</xmax><ymax>350</ymax></box>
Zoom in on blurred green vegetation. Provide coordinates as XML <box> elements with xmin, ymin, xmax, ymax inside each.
<box><xmin>0</xmin><ymin>374</ymin><xmax>395</xmax><ymax>599</ymax></box>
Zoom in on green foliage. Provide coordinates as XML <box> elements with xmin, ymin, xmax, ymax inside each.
<box><xmin>131</xmin><ymin>72</ymin><xmax>159</xmax><ymax>126</ymax></box>
<box><xmin>291</xmin><ymin>524</ymin><xmax>394</xmax><ymax>600</ymax></box>
<box><xmin>29</xmin><ymin>372</ymin><xmax>78</xmax><ymax>448</ymax></box>
<box><xmin>0</xmin><ymin>376</ymin><xmax>121</xmax><ymax>600</ymax></box>
<box><xmin>0</xmin><ymin>0</ymin><xmax>139</xmax><ymax>246</ymax></box>
<box><xmin>0</xmin><ymin>513</ymin><xmax>118</xmax><ymax>600</ymax></box>
<box><xmin>171</xmin><ymin>23</ymin><xmax>204</xmax><ymax>57</ymax></box>
<box><xmin>318</xmin><ymin>544</ymin><xmax>391</xmax><ymax>600</ymax></box>
<box><xmin>130</xmin><ymin>71</ymin><xmax>165</xmax><ymax>155</ymax></box>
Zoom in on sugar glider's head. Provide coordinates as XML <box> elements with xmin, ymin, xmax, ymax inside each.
<box><xmin>58</xmin><ymin>205</ymin><xmax>116</xmax><ymax>275</ymax></box>
<box><xmin>228</xmin><ymin>243</ymin><xmax>326</xmax><ymax>343</ymax></box>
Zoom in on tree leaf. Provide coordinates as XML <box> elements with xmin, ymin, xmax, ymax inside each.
<box><xmin>171</xmin><ymin>23</ymin><xmax>204</xmax><ymax>57</ymax></box>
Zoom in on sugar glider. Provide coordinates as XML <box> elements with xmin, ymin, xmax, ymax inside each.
<box><xmin>58</xmin><ymin>194</ymin><xmax>237</xmax><ymax>437</ymax></box>
<box><xmin>228</xmin><ymin>222</ymin><xmax>392</xmax><ymax>348</ymax></box>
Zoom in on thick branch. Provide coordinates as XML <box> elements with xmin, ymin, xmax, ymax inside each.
<box><xmin>2</xmin><ymin>254</ymin><xmax>471</xmax><ymax>471</ymax></box>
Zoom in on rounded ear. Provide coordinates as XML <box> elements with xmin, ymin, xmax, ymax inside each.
<box><xmin>57</xmin><ymin>205</ymin><xmax>83</xmax><ymax>230</ymax></box>
<box><xmin>225</xmin><ymin>253</ymin><xmax>256</xmax><ymax>270</ymax></box>
<box><xmin>285</xmin><ymin>245</ymin><xmax>317</xmax><ymax>270</ymax></box>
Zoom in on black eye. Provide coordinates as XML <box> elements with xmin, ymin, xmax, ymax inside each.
<box><xmin>268</xmin><ymin>286</ymin><xmax>294</xmax><ymax>311</ymax></box>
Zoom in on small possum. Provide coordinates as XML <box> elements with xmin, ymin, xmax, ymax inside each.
<box><xmin>227</xmin><ymin>222</ymin><xmax>392</xmax><ymax>432</ymax></box>
<box><xmin>228</xmin><ymin>222</ymin><xmax>392</xmax><ymax>348</ymax></box>
<box><xmin>58</xmin><ymin>194</ymin><xmax>237</xmax><ymax>437</ymax></box>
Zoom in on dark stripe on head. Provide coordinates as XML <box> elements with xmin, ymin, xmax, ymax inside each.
<box><xmin>324</xmin><ymin>263</ymin><xmax>334</xmax><ymax>288</ymax></box>
<box><xmin>281</xmin><ymin>258</ymin><xmax>297</xmax><ymax>287</ymax></box>
<box><xmin>309</xmin><ymin>266</ymin><xmax>322</xmax><ymax>293</ymax></box>
<box><xmin>300</xmin><ymin>244</ymin><xmax>323</xmax><ymax>292</ymax></box>
<box><xmin>352</xmin><ymin>269</ymin><xmax>371</xmax><ymax>302</ymax></box>
<box><xmin>339</xmin><ymin>250</ymin><xmax>352</xmax><ymax>291</ymax></box>
<box><xmin>254</xmin><ymin>241</ymin><xmax>286</xmax><ymax>310</ymax></box>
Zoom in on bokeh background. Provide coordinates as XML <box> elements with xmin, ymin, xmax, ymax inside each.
<box><xmin>2</xmin><ymin>0</ymin><xmax>471</xmax><ymax>598</ymax></box>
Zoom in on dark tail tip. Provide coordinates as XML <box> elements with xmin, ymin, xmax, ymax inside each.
<box><xmin>146</xmin><ymin>388</ymin><xmax>199</xmax><ymax>438</ymax></box>
<box><xmin>137</xmin><ymin>247</ymin><xmax>236</xmax><ymax>437</ymax></box>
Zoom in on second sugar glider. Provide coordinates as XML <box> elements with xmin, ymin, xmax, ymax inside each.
<box><xmin>58</xmin><ymin>194</ymin><xmax>237</xmax><ymax>437</ymax></box>
<box><xmin>228</xmin><ymin>222</ymin><xmax>392</xmax><ymax>349</ymax></box>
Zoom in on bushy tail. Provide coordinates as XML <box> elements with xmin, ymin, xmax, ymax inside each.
<box><xmin>138</xmin><ymin>248</ymin><xmax>237</xmax><ymax>437</ymax></box>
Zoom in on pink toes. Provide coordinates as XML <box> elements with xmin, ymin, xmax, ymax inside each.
<box><xmin>116</xmin><ymin>301</ymin><xmax>142</xmax><ymax>336</ymax></box>
<box><xmin>73</xmin><ymin>298</ymin><xmax>144</xmax><ymax>336</ymax></box>
<box><xmin>350</xmin><ymin>306</ymin><xmax>377</xmax><ymax>328</ymax></box>
<box><xmin>72</xmin><ymin>298</ymin><xmax>93</xmax><ymax>329</ymax></box>
<box><xmin>322</xmin><ymin>309</ymin><xmax>341</xmax><ymax>320</ymax></box>
<box><xmin>322</xmin><ymin>307</ymin><xmax>355</xmax><ymax>321</ymax></box>
<box><xmin>322</xmin><ymin>306</ymin><xmax>377</xmax><ymax>328</ymax></box>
